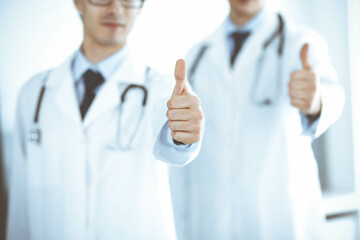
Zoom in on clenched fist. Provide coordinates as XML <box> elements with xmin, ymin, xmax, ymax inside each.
<box><xmin>167</xmin><ymin>59</ymin><xmax>203</xmax><ymax>145</ymax></box>
<box><xmin>289</xmin><ymin>43</ymin><xmax>322</xmax><ymax>116</ymax></box>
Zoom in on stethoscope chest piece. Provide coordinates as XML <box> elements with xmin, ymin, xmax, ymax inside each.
<box><xmin>29</xmin><ymin>126</ymin><xmax>41</xmax><ymax>144</ymax></box>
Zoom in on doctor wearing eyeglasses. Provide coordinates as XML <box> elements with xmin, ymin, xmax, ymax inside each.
<box><xmin>7</xmin><ymin>0</ymin><xmax>203</xmax><ymax>239</ymax></box>
<box><xmin>170</xmin><ymin>0</ymin><xmax>345</xmax><ymax>239</ymax></box>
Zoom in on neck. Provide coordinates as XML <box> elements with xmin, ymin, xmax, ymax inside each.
<box><xmin>82</xmin><ymin>37</ymin><xmax>125</xmax><ymax>63</ymax></box>
<box><xmin>230</xmin><ymin>8</ymin><xmax>262</xmax><ymax>27</ymax></box>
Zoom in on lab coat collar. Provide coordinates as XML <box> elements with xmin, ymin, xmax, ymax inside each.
<box><xmin>231</xmin><ymin>9</ymin><xmax>278</xmax><ymax>72</ymax></box>
<box><xmin>225</xmin><ymin>8</ymin><xmax>267</xmax><ymax>34</ymax></box>
<box><xmin>72</xmin><ymin>45</ymin><xmax>129</xmax><ymax>83</ymax></box>
<box><xmin>204</xmin><ymin>10</ymin><xmax>279</xmax><ymax>77</ymax></box>
<box><xmin>47</xmin><ymin>53</ymin><xmax>82</xmax><ymax>126</ymax></box>
<box><xmin>46</xmin><ymin>48</ymin><xmax>147</xmax><ymax>128</ymax></box>
<box><xmin>83</xmin><ymin>50</ymin><xmax>147</xmax><ymax>127</ymax></box>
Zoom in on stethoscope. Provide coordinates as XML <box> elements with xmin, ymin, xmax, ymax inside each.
<box><xmin>188</xmin><ymin>13</ymin><xmax>285</xmax><ymax>106</ymax></box>
<box><xmin>29</xmin><ymin>68</ymin><xmax>149</xmax><ymax>150</ymax></box>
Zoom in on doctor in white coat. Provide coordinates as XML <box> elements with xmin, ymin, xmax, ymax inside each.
<box><xmin>7</xmin><ymin>0</ymin><xmax>203</xmax><ymax>239</ymax></box>
<box><xmin>170</xmin><ymin>0</ymin><xmax>345</xmax><ymax>239</ymax></box>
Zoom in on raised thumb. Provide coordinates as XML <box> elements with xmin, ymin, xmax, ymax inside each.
<box><xmin>172</xmin><ymin>59</ymin><xmax>187</xmax><ymax>97</ymax></box>
<box><xmin>300</xmin><ymin>43</ymin><xmax>312</xmax><ymax>70</ymax></box>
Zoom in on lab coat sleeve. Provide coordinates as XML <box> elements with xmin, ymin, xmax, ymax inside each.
<box><xmin>151</xmin><ymin>70</ymin><xmax>204</xmax><ymax>166</ymax></box>
<box><xmin>153</xmin><ymin>121</ymin><xmax>203</xmax><ymax>166</ymax></box>
<box><xmin>294</xmin><ymin>29</ymin><xmax>345</xmax><ymax>139</ymax></box>
<box><xmin>300</xmin><ymin>113</ymin><xmax>320</xmax><ymax>136</ymax></box>
<box><xmin>7</xmin><ymin>85</ymin><xmax>30</xmax><ymax>240</ymax></box>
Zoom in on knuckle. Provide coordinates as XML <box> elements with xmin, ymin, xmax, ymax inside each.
<box><xmin>194</xmin><ymin>132</ymin><xmax>201</xmax><ymax>141</ymax></box>
<box><xmin>167</xmin><ymin>110</ymin><xmax>175</xmax><ymax>119</ymax></box>
<box><xmin>168</xmin><ymin>121</ymin><xmax>174</xmax><ymax>130</ymax></box>
<box><xmin>197</xmin><ymin>110</ymin><xmax>204</xmax><ymax>120</ymax></box>
<box><xmin>309</xmin><ymin>91</ymin><xmax>315</xmax><ymax>99</ymax></box>
<box><xmin>288</xmin><ymin>81</ymin><xmax>292</xmax><ymax>89</ymax></box>
<box><xmin>190</xmin><ymin>122</ymin><xmax>200</xmax><ymax>131</ymax></box>
<box><xmin>193</xmin><ymin>97</ymin><xmax>201</xmax><ymax>108</ymax></box>
<box><xmin>308</xmin><ymin>83</ymin><xmax>316</xmax><ymax>92</ymax></box>
<box><xmin>175</xmin><ymin>122</ymin><xmax>182</xmax><ymax>130</ymax></box>
<box><xmin>173</xmin><ymin>132</ymin><xmax>180</xmax><ymax>140</ymax></box>
<box><xmin>309</xmin><ymin>72</ymin><xmax>316</xmax><ymax>79</ymax></box>
<box><xmin>290</xmin><ymin>72</ymin><xmax>296</xmax><ymax>79</ymax></box>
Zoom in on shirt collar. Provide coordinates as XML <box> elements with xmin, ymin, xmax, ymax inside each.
<box><xmin>72</xmin><ymin>45</ymin><xmax>129</xmax><ymax>83</ymax></box>
<box><xmin>226</xmin><ymin>8</ymin><xmax>267</xmax><ymax>36</ymax></box>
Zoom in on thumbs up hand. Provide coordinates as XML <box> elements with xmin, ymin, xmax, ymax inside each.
<box><xmin>167</xmin><ymin>59</ymin><xmax>203</xmax><ymax>145</ymax></box>
<box><xmin>289</xmin><ymin>43</ymin><xmax>322</xmax><ymax>116</ymax></box>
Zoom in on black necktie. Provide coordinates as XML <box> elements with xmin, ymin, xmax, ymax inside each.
<box><xmin>230</xmin><ymin>31</ymin><xmax>251</xmax><ymax>67</ymax></box>
<box><xmin>80</xmin><ymin>69</ymin><xmax>104</xmax><ymax>119</ymax></box>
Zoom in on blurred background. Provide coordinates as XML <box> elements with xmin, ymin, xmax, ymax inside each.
<box><xmin>0</xmin><ymin>0</ymin><xmax>359</xmax><ymax>239</ymax></box>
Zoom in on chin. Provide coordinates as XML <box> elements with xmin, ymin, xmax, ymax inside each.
<box><xmin>235</xmin><ymin>6</ymin><xmax>260</xmax><ymax>17</ymax></box>
<box><xmin>102</xmin><ymin>40</ymin><xmax>124</xmax><ymax>47</ymax></box>
<box><xmin>97</xmin><ymin>35</ymin><xmax>125</xmax><ymax>46</ymax></box>
<box><xmin>230</xmin><ymin>0</ymin><xmax>259</xmax><ymax>14</ymax></box>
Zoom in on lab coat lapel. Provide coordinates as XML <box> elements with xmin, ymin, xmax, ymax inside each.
<box><xmin>232</xmin><ymin>11</ymin><xmax>278</xmax><ymax>72</ymax></box>
<box><xmin>48</xmin><ymin>54</ymin><xmax>82</xmax><ymax>126</ymax></box>
<box><xmin>83</xmin><ymin>53</ymin><xmax>146</xmax><ymax>128</ymax></box>
<box><xmin>206</xmin><ymin>22</ymin><xmax>233</xmax><ymax>82</ymax></box>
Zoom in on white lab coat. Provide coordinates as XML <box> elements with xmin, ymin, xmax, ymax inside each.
<box><xmin>170</xmin><ymin>11</ymin><xmax>345</xmax><ymax>240</ymax></box>
<box><xmin>7</xmin><ymin>50</ymin><xmax>200</xmax><ymax>240</ymax></box>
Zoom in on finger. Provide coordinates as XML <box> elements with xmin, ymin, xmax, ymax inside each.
<box><xmin>167</xmin><ymin>109</ymin><xmax>192</xmax><ymax>121</ymax></box>
<box><xmin>288</xmin><ymin>79</ymin><xmax>310</xmax><ymax>90</ymax></box>
<box><xmin>168</xmin><ymin>120</ymin><xmax>201</xmax><ymax>132</ymax></box>
<box><xmin>167</xmin><ymin>95</ymin><xmax>201</xmax><ymax>109</ymax></box>
<box><xmin>290</xmin><ymin>70</ymin><xmax>316</xmax><ymax>80</ymax></box>
<box><xmin>167</xmin><ymin>108</ymin><xmax>203</xmax><ymax>121</ymax></box>
<box><xmin>289</xmin><ymin>89</ymin><xmax>314</xmax><ymax>100</ymax></box>
<box><xmin>171</xmin><ymin>131</ymin><xmax>201</xmax><ymax>145</ymax></box>
<box><xmin>172</xmin><ymin>59</ymin><xmax>188</xmax><ymax>97</ymax></box>
<box><xmin>300</xmin><ymin>43</ymin><xmax>312</xmax><ymax>71</ymax></box>
<box><xmin>290</xmin><ymin>97</ymin><xmax>310</xmax><ymax>111</ymax></box>
<box><xmin>289</xmin><ymin>79</ymin><xmax>317</xmax><ymax>94</ymax></box>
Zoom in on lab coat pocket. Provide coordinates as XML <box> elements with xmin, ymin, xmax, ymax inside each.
<box><xmin>27</xmin><ymin>133</ymin><xmax>62</xmax><ymax>189</ymax></box>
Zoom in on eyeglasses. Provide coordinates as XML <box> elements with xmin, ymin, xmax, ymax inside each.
<box><xmin>88</xmin><ymin>0</ymin><xmax>144</xmax><ymax>8</ymax></box>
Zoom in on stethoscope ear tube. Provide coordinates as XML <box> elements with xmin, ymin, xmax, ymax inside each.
<box><xmin>277</xmin><ymin>14</ymin><xmax>285</xmax><ymax>56</ymax></box>
<box><xmin>34</xmin><ymin>85</ymin><xmax>46</xmax><ymax>123</ymax></box>
<box><xmin>263</xmin><ymin>13</ymin><xmax>285</xmax><ymax>57</ymax></box>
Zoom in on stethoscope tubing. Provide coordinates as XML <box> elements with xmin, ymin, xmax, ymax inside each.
<box><xmin>188</xmin><ymin>13</ymin><xmax>286</xmax><ymax>107</ymax></box>
<box><xmin>30</xmin><ymin>69</ymin><xmax>149</xmax><ymax>148</ymax></box>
